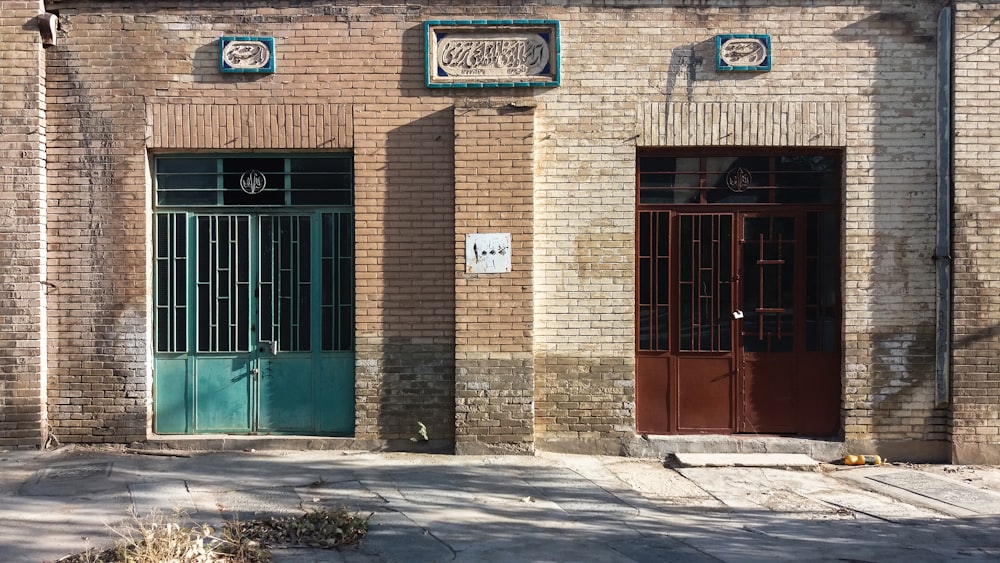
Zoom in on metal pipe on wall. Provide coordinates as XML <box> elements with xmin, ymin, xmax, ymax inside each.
<box><xmin>934</xmin><ymin>6</ymin><xmax>953</xmax><ymax>407</ymax></box>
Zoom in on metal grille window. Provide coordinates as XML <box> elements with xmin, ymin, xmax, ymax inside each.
<box><xmin>639</xmin><ymin>152</ymin><xmax>838</xmax><ymax>205</ymax></box>
<box><xmin>321</xmin><ymin>212</ymin><xmax>354</xmax><ymax>351</ymax></box>
<box><xmin>155</xmin><ymin>213</ymin><xmax>187</xmax><ymax>352</ymax></box>
<box><xmin>197</xmin><ymin>215</ymin><xmax>251</xmax><ymax>352</ymax></box>
<box><xmin>678</xmin><ymin>214</ymin><xmax>733</xmax><ymax>352</ymax></box>
<box><xmin>154</xmin><ymin>154</ymin><xmax>354</xmax><ymax>355</ymax></box>
<box><xmin>155</xmin><ymin>155</ymin><xmax>352</xmax><ymax>207</ymax></box>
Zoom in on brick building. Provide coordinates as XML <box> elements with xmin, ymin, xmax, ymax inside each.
<box><xmin>1</xmin><ymin>0</ymin><xmax>998</xmax><ymax>463</ymax></box>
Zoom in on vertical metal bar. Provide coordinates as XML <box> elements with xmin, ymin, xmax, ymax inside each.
<box><xmin>214</xmin><ymin>216</ymin><xmax>223</xmax><ymax>351</ymax></box>
<box><xmin>209</xmin><ymin>217</ymin><xmax>218</xmax><ymax>351</ymax></box>
<box><xmin>168</xmin><ymin>216</ymin><xmax>175</xmax><ymax>350</ymax></box>
<box><xmin>935</xmin><ymin>6</ymin><xmax>953</xmax><ymax>407</ymax></box>
<box><xmin>295</xmin><ymin>217</ymin><xmax>302</xmax><ymax>348</ymax></box>
<box><xmin>170</xmin><ymin>218</ymin><xmax>176</xmax><ymax>350</ymax></box>
<box><xmin>647</xmin><ymin>212</ymin><xmax>654</xmax><ymax>349</ymax></box>
<box><xmin>652</xmin><ymin>212</ymin><xmax>660</xmax><ymax>349</ymax></box>
<box><xmin>709</xmin><ymin>215</ymin><xmax>722</xmax><ymax>351</ymax></box>
<box><xmin>239</xmin><ymin>216</ymin><xmax>247</xmax><ymax>350</ymax></box>
<box><xmin>776</xmin><ymin>229</ymin><xmax>784</xmax><ymax>340</ymax></box>
<box><xmin>228</xmin><ymin>216</ymin><xmax>237</xmax><ymax>350</ymax></box>
<box><xmin>276</xmin><ymin>216</ymin><xmax>281</xmax><ymax>345</ymax></box>
<box><xmin>757</xmin><ymin>229</ymin><xmax>764</xmax><ymax>342</ymax></box>
<box><xmin>274</xmin><ymin>216</ymin><xmax>282</xmax><ymax>344</ymax></box>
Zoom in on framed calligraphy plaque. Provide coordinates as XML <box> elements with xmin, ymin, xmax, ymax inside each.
<box><xmin>716</xmin><ymin>34</ymin><xmax>771</xmax><ymax>72</ymax></box>
<box><xmin>220</xmin><ymin>36</ymin><xmax>276</xmax><ymax>74</ymax></box>
<box><xmin>424</xmin><ymin>20</ymin><xmax>560</xmax><ymax>88</ymax></box>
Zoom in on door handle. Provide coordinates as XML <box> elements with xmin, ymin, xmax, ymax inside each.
<box><xmin>732</xmin><ymin>310</ymin><xmax>744</xmax><ymax>319</ymax></box>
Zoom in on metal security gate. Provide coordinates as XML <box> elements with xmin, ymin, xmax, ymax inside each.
<box><xmin>636</xmin><ymin>151</ymin><xmax>841</xmax><ymax>436</ymax></box>
<box><xmin>153</xmin><ymin>155</ymin><xmax>354</xmax><ymax>435</ymax></box>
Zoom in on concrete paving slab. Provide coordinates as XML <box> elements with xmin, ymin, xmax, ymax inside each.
<box><xmin>672</xmin><ymin>453</ymin><xmax>819</xmax><ymax>468</ymax></box>
<box><xmin>129</xmin><ymin>480</ymin><xmax>197</xmax><ymax>516</ymax></box>
<box><xmin>294</xmin><ymin>479</ymin><xmax>388</xmax><ymax>514</ymax></box>
<box><xmin>8</xmin><ymin>447</ymin><xmax>1000</xmax><ymax>563</ymax></box>
<box><xmin>866</xmin><ymin>470</ymin><xmax>1000</xmax><ymax>515</ymax></box>
<box><xmin>216</xmin><ymin>485</ymin><xmax>304</xmax><ymax>517</ymax></box>
<box><xmin>833</xmin><ymin>467</ymin><xmax>993</xmax><ymax>518</ymax></box>
<box><xmin>811</xmin><ymin>488</ymin><xmax>945</xmax><ymax>522</ymax></box>
<box><xmin>19</xmin><ymin>461</ymin><xmax>115</xmax><ymax>496</ymax></box>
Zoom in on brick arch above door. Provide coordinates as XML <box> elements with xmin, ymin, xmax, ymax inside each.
<box><xmin>145</xmin><ymin>103</ymin><xmax>354</xmax><ymax>150</ymax></box>
<box><xmin>636</xmin><ymin>101</ymin><xmax>846</xmax><ymax>148</ymax></box>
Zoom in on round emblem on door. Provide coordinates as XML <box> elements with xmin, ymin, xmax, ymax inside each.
<box><xmin>240</xmin><ymin>169</ymin><xmax>267</xmax><ymax>195</ymax></box>
<box><xmin>726</xmin><ymin>167</ymin><xmax>752</xmax><ymax>193</ymax></box>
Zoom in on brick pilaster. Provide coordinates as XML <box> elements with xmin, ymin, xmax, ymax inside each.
<box><xmin>454</xmin><ymin>102</ymin><xmax>535</xmax><ymax>454</ymax></box>
<box><xmin>0</xmin><ymin>1</ymin><xmax>48</xmax><ymax>448</ymax></box>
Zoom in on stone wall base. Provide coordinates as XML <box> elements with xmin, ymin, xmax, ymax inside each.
<box><xmin>455</xmin><ymin>438</ymin><xmax>534</xmax><ymax>456</ymax></box>
<box><xmin>951</xmin><ymin>442</ymin><xmax>1000</xmax><ymax>465</ymax></box>
<box><xmin>844</xmin><ymin>438</ymin><xmax>950</xmax><ymax>463</ymax></box>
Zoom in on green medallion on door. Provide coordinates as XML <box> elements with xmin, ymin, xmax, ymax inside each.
<box><xmin>153</xmin><ymin>155</ymin><xmax>354</xmax><ymax>435</ymax></box>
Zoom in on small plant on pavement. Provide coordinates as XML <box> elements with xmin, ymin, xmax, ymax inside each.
<box><xmin>228</xmin><ymin>507</ymin><xmax>372</xmax><ymax>550</ymax></box>
<box><xmin>57</xmin><ymin>508</ymin><xmax>230</xmax><ymax>562</ymax></box>
<box><xmin>58</xmin><ymin>506</ymin><xmax>371</xmax><ymax>562</ymax></box>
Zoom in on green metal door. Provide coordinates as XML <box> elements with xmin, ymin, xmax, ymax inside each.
<box><xmin>152</xmin><ymin>155</ymin><xmax>354</xmax><ymax>436</ymax></box>
<box><xmin>255</xmin><ymin>213</ymin><xmax>354</xmax><ymax>433</ymax></box>
<box><xmin>154</xmin><ymin>211</ymin><xmax>353</xmax><ymax>434</ymax></box>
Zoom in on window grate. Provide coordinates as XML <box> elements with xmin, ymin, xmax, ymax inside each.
<box><xmin>155</xmin><ymin>155</ymin><xmax>352</xmax><ymax>207</ymax></box>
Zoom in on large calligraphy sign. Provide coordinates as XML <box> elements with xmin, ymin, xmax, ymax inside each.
<box><xmin>425</xmin><ymin>20</ymin><xmax>560</xmax><ymax>88</ymax></box>
<box><xmin>220</xmin><ymin>36</ymin><xmax>276</xmax><ymax>74</ymax></box>
<box><xmin>716</xmin><ymin>34</ymin><xmax>771</xmax><ymax>72</ymax></box>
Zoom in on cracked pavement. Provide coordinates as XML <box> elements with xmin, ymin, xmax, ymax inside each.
<box><xmin>2</xmin><ymin>446</ymin><xmax>1000</xmax><ymax>562</ymax></box>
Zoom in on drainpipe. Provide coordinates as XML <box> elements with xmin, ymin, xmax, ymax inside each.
<box><xmin>934</xmin><ymin>6</ymin><xmax>953</xmax><ymax>407</ymax></box>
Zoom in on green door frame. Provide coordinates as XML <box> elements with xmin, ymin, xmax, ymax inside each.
<box><xmin>153</xmin><ymin>209</ymin><xmax>354</xmax><ymax>435</ymax></box>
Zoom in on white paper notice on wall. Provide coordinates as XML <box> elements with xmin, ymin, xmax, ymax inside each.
<box><xmin>466</xmin><ymin>233</ymin><xmax>512</xmax><ymax>274</ymax></box>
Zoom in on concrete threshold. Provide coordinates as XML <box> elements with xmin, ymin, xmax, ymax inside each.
<box><xmin>142</xmin><ymin>435</ymin><xmax>455</xmax><ymax>454</ymax></box>
<box><xmin>670</xmin><ymin>452</ymin><xmax>820</xmax><ymax>469</ymax></box>
<box><xmin>628</xmin><ymin>434</ymin><xmax>845</xmax><ymax>462</ymax></box>
<box><xmin>142</xmin><ymin>435</ymin><xmax>364</xmax><ymax>452</ymax></box>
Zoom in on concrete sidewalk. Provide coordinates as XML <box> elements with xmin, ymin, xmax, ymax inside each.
<box><xmin>3</xmin><ymin>446</ymin><xmax>1000</xmax><ymax>562</ymax></box>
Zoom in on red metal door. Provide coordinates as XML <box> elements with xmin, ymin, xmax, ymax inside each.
<box><xmin>736</xmin><ymin>212</ymin><xmax>840</xmax><ymax>434</ymax></box>
<box><xmin>636</xmin><ymin>210</ymin><xmax>840</xmax><ymax>435</ymax></box>
<box><xmin>635</xmin><ymin>151</ymin><xmax>841</xmax><ymax>436</ymax></box>
<box><xmin>738</xmin><ymin>214</ymin><xmax>797</xmax><ymax>432</ymax></box>
<box><xmin>637</xmin><ymin>212</ymin><xmax>737</xmax><ymax>433</ymax></box>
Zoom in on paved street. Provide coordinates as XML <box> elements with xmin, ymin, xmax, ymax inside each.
<box><xmin>1</xmin><ymin>446</ymin><xmax>999</xmax><ymax>562</ymax></box>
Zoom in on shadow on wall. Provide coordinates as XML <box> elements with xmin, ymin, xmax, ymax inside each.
<box><xmin>834</xmin><ymin>11</ymin><xmax>946</xmax><ymax>459</ymax></box>
<box><xmin>376</xmin><ymin>108</ymin><xmax>457</xmax><ymax>449</ymax></box>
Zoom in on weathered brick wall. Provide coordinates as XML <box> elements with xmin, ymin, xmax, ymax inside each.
<box><xmin>533</xmin><ymin>2</ymin><xmax>943</xmax><ymax>458</ymax></box>
<box><xmin>43</xmin><ymin>6</ymin><xmax>157</xmax><ymax>443</ymax></box>
<box><xmin>952</xmin><ymin>2</ymin><xmax>1000</xmax><ymax>464</ymax></box>
<box><xmin>454</xmin><ymin>103</ymin><xmax>535</xmax><ymax>455</ymax></box>
<box><xmin>44</xmin><ymin>1</ymin><xmax>464</xmax><ymax>445</ymax></box>
<box><xmin>32</xmin><ymin>0</ymin><xmax>945</xmax><ymax>456</ymax></box>
<box><xmin>0</xmin><ymin>1</ymin><xmax>48</xmax><ymax>448</ymax></box>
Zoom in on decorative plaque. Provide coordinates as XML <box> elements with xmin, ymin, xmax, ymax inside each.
<box><xmin>220</xmin><ymin>36</ymin><xmax>276</xmax><ymax>74</ymax></box>
<box><xmin>424</xmin><ymin>20</ymin><xmax>560</xmax><ymax>88</ymax></box>
<box><xmin>716</xmin><ymin>34</ymin><xmax>771</xmax><ymax>72</ymax></box>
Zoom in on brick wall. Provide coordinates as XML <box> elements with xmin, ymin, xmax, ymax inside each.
<box><xmin>27</xmin><ymin>0</ymin><xmax>945</xmax><ymax>455</ymax></box>
<box><xmin>0</xmin><ymin>1</ymin><xmax>48</xmax><ymax>448</ymax></box>
<box><xmin>531</xmin><ymin>2</ymin><xmax>943</xmax><ymax>458</ymax></box>
<box><xmin>952</xmin><ymin>2</ymin><xmax>1000</xmax><ymax>464</ymax></box>
<box><xmin>43</xmin><ymin>2</ymin><xmax>462</xmax><ymax>444</ymax></box>
<box><xmin>454</xmin><ymin>102</ymin><xmax>535</xmax><ymax>454</ymax></box>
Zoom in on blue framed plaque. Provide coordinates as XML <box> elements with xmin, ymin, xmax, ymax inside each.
<box><xmin>716</xmin><ymin>34</ymin><xmax>771</xmax><ymax>72</ymax></box>
<box><xmin>424</xmin><ymin>20</ymin><xmax>560</xmax><ymax>88</ymax></box>
<box><xmin>220</xmin><ymin>36</ymin><xmax>276</xmax><ymax>74</ymax></box>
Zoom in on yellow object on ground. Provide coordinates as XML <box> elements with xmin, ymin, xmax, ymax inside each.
<box><xmin>844</xmin><ymin>454</ymin><xmax>883</xmax><ymax>466</ymax></box>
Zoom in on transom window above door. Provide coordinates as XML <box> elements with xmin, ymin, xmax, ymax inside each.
<box><xmin>638</xmin><ymin>151</ymin><xmax>840</xmax><ymax>205</ymax></box>
<box><xmin>154</xmin><ymin>154</ymin><xmax>352</xmax><ymax>207</ymax></box>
